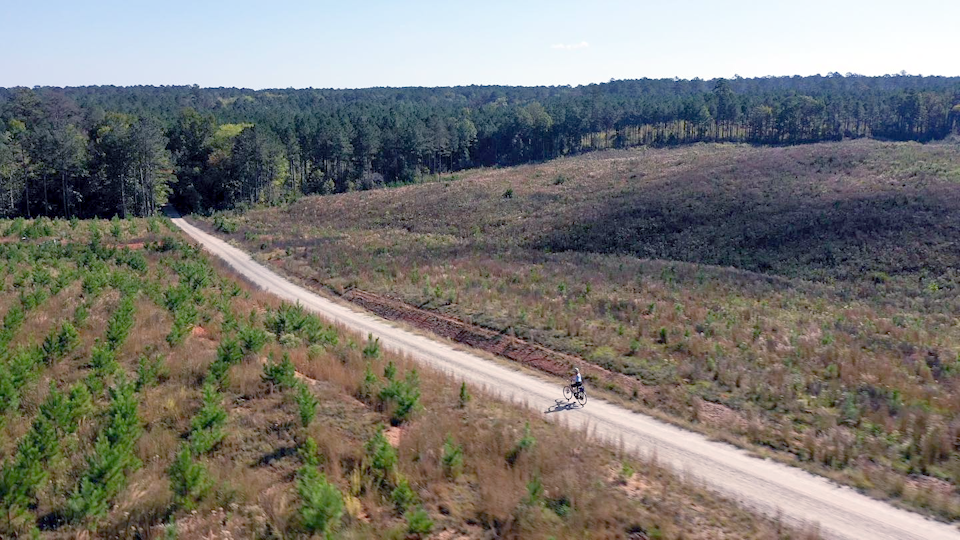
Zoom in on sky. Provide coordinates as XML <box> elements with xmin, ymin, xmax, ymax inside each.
<box><xmin>2</xmin><ymin>0</ymin><xmax>959</xmax><ymax>90</ymax></box>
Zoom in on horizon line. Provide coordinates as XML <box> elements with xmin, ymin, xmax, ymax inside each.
<box><xmin>4</xmin><ymin>71</ymin><xmax>960</xmax><ymax>93</ymax></box>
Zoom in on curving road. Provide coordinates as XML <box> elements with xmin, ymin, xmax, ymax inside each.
<box><xmin>169</xmin><ymin>212</ymin><xmax>960</xmax><ymax>540</ymax></box>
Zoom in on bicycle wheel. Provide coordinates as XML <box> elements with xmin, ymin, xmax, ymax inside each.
<box><xmin>563</xmin><ymin>386</ymin><xmax>573</xmax><ymax>401</ymax></box>
<box><xmin>576</xmin><ymin>390</ymin><xmax>587</xmax><ymax>406</ymax></box>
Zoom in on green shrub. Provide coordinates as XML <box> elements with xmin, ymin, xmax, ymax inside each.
<box><xmin>164</xmin><ymin>284</ymin><xmax>192</xmax><ymax>312</ymax></box>
<box><xmin>0</xmin><ymin>305</ymin><xmax>26</xmax><ymax>349</ymax></box>
<box><xmin>38</xmin><ymin>384</ymin><xmax>73</xmax><ymax>435</ymax></box>
<box><xmin>213</xmin><ymin>214</ymin><xmax>238</xmax><ymax>234</ymax></box>
<box><xmin>365</xmin><ymin>428</ymin><xmax>398</xmax><ymax>486</ymax></box>
<box><xmin>89</xmin><ymin>343</ymin><xmax>119</xmax><ymax>379</ymax></box>
<box><xmin>32</xmin><ymin>267</ymin><xmax>51</xmax><ymax>287</ymax></box>
<box><xmin>383</xmin><ymin>361</ymin><xmax>397</xmax><ymax>381</ymax></box>
<box><xmin>73</xmin><ymin>303</ymin><xmax>89</xmax><ymax>326</ymax></box>
<box><xmin>208</xmin><ymin>337</ymin><xmax>243</xmax><ymax>386</ymax></box>
<box><xmin>42</xmin><ymin>321</ymin><xmax>79</xmax><ymax>364</ymax></box>
<box><xmin>378</xmin><ymin>369</ymin><xmax>421</xmax><ymax>425</ymax></box>
<box><xmin>135</xmin><ymin>354</ymin><xmax>167</xmax><ymax>391</ymax></box>
<box><xmin>295</xmin><ymin>382</ymin><xmax>319</xmax><ymax>427</ymax></box>
<box><xmin>88</xmin><ymin>222</ymin><xmax>102</xmax><ymax>250</ymax></box>
<box><xmin>0</xmin><ymin>365</ymin><xmax>19</xmax><ymax>414</ymax></box>
<box><xmin>22</xmin><ymin>218</ymin><xmax>53</xmax><ymax>239</ymax></box>
<box><xmin>68</xmin><ymin>383</ymin><xmax>94</xmax><ymax>427</ymax></box>
<box><xmin>4</xmin><ymin>217</ymin><xmax>25</xmax><ymax>237</ymax></box>
<box><xmin>297</xmin><ymin>466</ymin><xmax>344</xmax><ymax>536</ymax></box>
<box><xmin>301</xmin><ymin>315</ymin><xmax>338</xmax><ymax>347</ymax></box>
<box><xmin>441</xmin><ymin>436</ymin><xmax>464</xmax><ymax>479</ymax></box>
<box><xmin>300</xmin><ymin>437</ymin><xmax>322</xmax><ymax>468</ymax></box>
<box><xmin>19</xmin><ymin>288</ymin><xmax>48</xmax><ymax>311</ymax></box>
<box><xmin>82</xmin><ymin>266</ymin><xmax>110</xmax><ymax>297</ymax></box>
<box><xmin>8</xmin><ymin>346</ymin><xmax>43</xmax><ymax>389</ymax></box>
<box><xmin>168</xmin><ymin>447</ymin><xmax>212</xmax><ymax>510</ymax></box>
<box><xmin>50</xmin><ymin>269</ymin><xmax>74</xmax><ymax>295</ymax></box>
<box><xmin>67</xmin><ymin>377</ymin><xmax>142</xmax><ymax>522</ymax></box>
<box><xmin>391</xmin><ymin>477</ymin><xmax>417</xmax><ymax>514</ymax></box>
<box><xmin>658</xmin><ymin>327</ymin><xmax>668</xmax><ymax>345</ymax></box>
<box><xmin>266</xmin><ymin>302</ymin><xmax>307</xmax><ymax>338</ymax></box>
<box><xmin>166</xmin><ymin>300</ymin><xmax>198</xmax><ymax>347</ymax></box>
<box><xmin>11</xmin><ymin>270</ymin><xmax>28</xmax><ymax>289</ymax></box>
<box><xmin>0</xmin><ymin>414</ymin><xmax>59</xmax><ymax>531</ymax></box>
<box><xmin>546</xmin><ymin>494</ymin><xmax>571</xmax><ymax>517</ymax></box>
<box><xmin>110</xmin><ymin>215</ymin><xmax>123</xmax><ymax>240</ymax></box>
<box><xmin>148</xmin><ymin>235</ymin><xmax>184</xmax><ymax>253</ymax></box>
<box><xmin>363</xmin><ymin>333</ymin><xmax>381</xmax><ymax>359</ymax></box>
<box><xmin>239</xmin><ymin>324</ymin><xmax>270</xmax><ymax>354</ymax></box>
<box><xmin>458</xmin><ymin>381</ymin><xmax>470</xmax><ymax>408</ymax></box>
<box><xmin>524</xmin><ymin>474</ymin><xmax>543</xmax><ymax>506</ymax></box>
<box><xmin>263</xmin><ymin>353</ymin><xmax>297</xmax><ymax>390</ymax></box>
<box><xmin>358</xmin><ymin>365</ymin><xmax>380</xmax><ymax>402</ymax></box>
<box><xmin>118</xmin><ymin>249</ymin><xmax>148</xmax><ymax>273</ymax></box>
<box><xmin>189</xmin><ymin>383</ymin><xmax>227</xmax><ymax>455</ymax></box>
<box><xmin>173</xmin><ymin>259</ymin><xmax>212</xmax><ymax>292</ymax></box>
<box><xmin>506</xmin><ymin>422</ymin><xmax>536</xmax><ymax>466</ymax></box>
<box><xmin>278</xmin><ymin>332</ymin><xmax>301</xmax><ymax>348</ymax></box>
<box><xmin>406</xmin><ymin>507</ymin><xmax>434</xmax><ymax>537</ymax></box>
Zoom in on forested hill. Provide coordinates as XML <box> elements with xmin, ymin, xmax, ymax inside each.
<box><xmin>1</xmin><ymin>74</ymin><xmax>959</xmax><ymax>218</ymax></box>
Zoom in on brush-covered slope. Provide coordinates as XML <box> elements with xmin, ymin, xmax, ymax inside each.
<box><xmin>206</xmin><ymin>139</ymin><xmax>960</xmax><ymax>518</ymax></box>
<box><xmin>0</xmin><ymin>217</ymin><xmax>795</xmax><ymax>539</ymax></box>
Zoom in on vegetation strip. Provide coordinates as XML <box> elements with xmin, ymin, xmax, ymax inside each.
<box><xmin>174</xmin><ymin>210</ymin><xmax>960</xmax><ymax>539</ymax></box>
<box><xmin>0</xmin><ymin>216</ymin><xmax>807</xmax><ymax>539</ymax></box>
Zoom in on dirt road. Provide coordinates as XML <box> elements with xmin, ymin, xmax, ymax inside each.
<box><xmin>170</xmin><ymin>212</ymin><xmax>959</xmax><ymax>540</ymax></box>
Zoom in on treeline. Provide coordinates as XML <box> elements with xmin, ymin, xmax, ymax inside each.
<box><xmin>1</xmin><ymin>73</ymin><xmax>959</xmax><ymax>217</ymax></box>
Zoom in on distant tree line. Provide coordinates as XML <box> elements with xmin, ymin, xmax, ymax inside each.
<box><xmin>1</xmin><ymin>73</ymin><xmax>959</xmax><ymax>217</ymax></box>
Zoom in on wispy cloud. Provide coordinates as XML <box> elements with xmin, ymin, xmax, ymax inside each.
<box><xmin>551</xmin><ymin>41</ymin><xmax>590</xmax><ymax>51</ymax></box>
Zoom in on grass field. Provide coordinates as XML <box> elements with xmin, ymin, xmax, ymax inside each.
<box><xmin>0</xmin><ymin>216</ymin><xmax>810</xmax><ymax>538</ymax></box>
<box><xmin>201</xmin><ymin>139</ymin><xmax>960</xmax><ymax>518</ymax></box>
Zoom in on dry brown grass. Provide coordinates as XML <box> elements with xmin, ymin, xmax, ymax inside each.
<box><xmin>120</xmin><ymin>297</ymin><xmax>171</xmax><ymax>361</ymax></box>
<box><xmin>140</xmin><ymin>385</ymin><xmax>197</xmax><ymax>434</ymax></box>
<box><xmin>137</xmin><ymin>425</ymin><xmax>180</xmax><ymax>464</ymax></box>
<box><xmin>0</xmin><ymin>217</ymin><xmax>817</xmax><ymax>539</ymax></box>
<box><xmin>202</xmin><ymin>139</ymin><xmax>960</xmax><ymax>518</ymax></box>
<box><xmin>229</xmin><ymin>356</ymin><xmax>269</xmax><ymax>399</ymax></box>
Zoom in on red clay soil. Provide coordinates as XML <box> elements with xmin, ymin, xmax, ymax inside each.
<box><xmin>341</xmin><ymin>288</ymin><xmax>651</xmax><ymax>399</ymax></box>
<box><xmin>191</xmin><ymin>325</ymin><xmax>212</xmax><ymax>339</ymax></box>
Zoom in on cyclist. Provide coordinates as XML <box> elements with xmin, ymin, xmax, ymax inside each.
<box><xmin>571</xmin><ymin>367</ymin><xmax>583</xmax><ymax>394</ymax></box>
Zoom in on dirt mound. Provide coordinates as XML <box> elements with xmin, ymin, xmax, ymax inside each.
<box><xmin>342</xmin><ymin>288</ymin><xmax>650</xmax><ymax>399</ymax></box>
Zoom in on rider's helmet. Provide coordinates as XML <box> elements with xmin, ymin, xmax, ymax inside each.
<box><xmin>574</xmin><ymin>367</ymin><xmax>580</xmax><ymax>374</ymax></box>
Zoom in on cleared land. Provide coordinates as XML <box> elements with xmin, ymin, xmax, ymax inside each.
<box><xmin>199</xmin><ymin>139</ymin><xmax>960</xmax><ymax>519</ymax></box>
<box><xmin>0</xmin><ymin>217</ymin><xmax>805</xmax><ymax>538</ymax></box>
<box><xmin>175</xmin><ymin>211</ymin><xmax>960</xmax><ymax>540</ymax></box>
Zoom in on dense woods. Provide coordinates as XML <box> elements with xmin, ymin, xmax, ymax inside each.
<box><xmin>1</xmin><ymin>74</ymin><xmax>959</xmax><ymax>217</ymax></box>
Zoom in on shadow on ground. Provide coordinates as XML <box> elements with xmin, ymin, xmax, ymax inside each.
<box><xmin>545</xmin><ymin>398</ymin><xmax>581</xmax><ymax>414</ymax></box>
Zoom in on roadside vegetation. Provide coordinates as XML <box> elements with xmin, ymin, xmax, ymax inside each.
<box><xmin>0</xmin><ymin>217</ymin><xmax>807</xmax><ymax>538</ymax></box>
<box><xmin>201</xmin><ymin>138</ymin><xmax>960</xmax><ymax>519</ymax></box>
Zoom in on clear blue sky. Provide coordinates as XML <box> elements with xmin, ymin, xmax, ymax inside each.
<box><xmin>3</xmin><ymin>0</ymin><xmax>958</xmax><ymax>89</ymax></box>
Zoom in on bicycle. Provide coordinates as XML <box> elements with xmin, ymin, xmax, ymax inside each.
<box><xmin>563</xmin><ymin>383</ymin><xmax>587</xmax><ymax>406</ymax></box>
